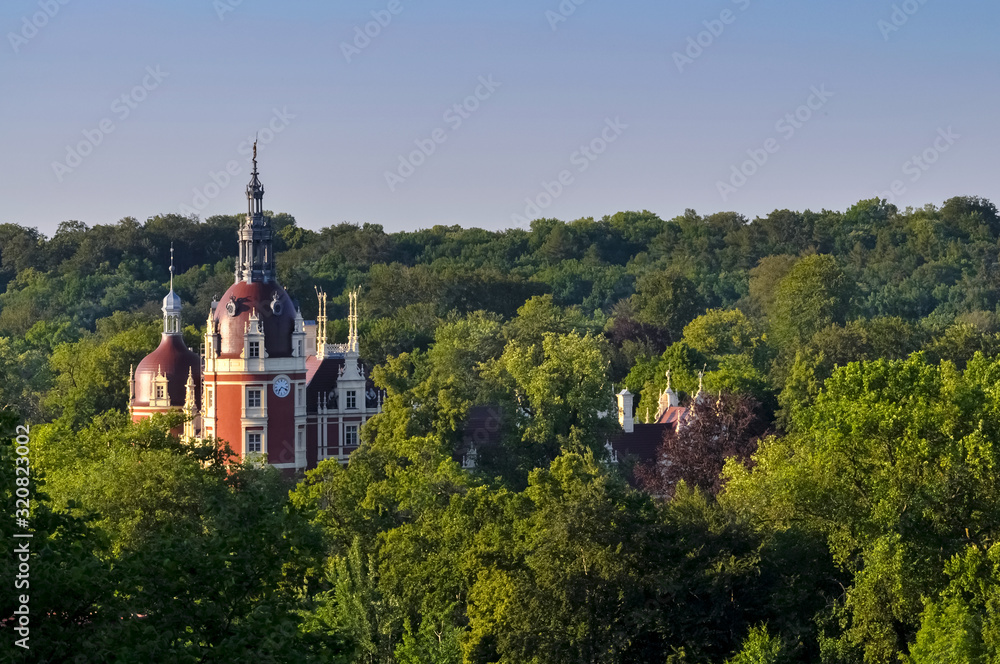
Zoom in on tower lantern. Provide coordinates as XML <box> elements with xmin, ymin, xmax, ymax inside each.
<box><xmin>236</xmin><ymin>140</ymin><xmax>276</xmax><ymax>284</ymax></box>
<box><xmin>162</xmin><ymin>243</ymin><xmax>182</xmax><ymax>335</ymax></box>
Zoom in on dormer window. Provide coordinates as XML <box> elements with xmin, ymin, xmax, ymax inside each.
<box><xmin>346</xmin><ymin>390</ymin><xmax>357</xmax><ymax>409</ymax></box>
<box><xmin>156</xmin><ymin>385</ymin><xmax>165</xmax><ymax>400</ymax></box>
<box><xmin>248</xmin><ymin>341</ymin><xmax>260</xmax><ymax>358</ymax></box>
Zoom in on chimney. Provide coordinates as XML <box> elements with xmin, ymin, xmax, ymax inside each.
<box><xmin>617</xmin><ymin>389</ymin><xmax>634</xmax><ymax>433</ymax></box>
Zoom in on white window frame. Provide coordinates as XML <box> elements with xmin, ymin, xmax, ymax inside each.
<box><xmin>246</xmin><ymin>432</ymin><xmax>262</xmax><ymax>454</ymax></box>
<box><xmin>345</xmin><ymin>424</ymin><xmax>358</xmax><ymax>448</ymax></box>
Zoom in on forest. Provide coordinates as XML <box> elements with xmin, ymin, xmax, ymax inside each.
<box><xmin>6</xmin><ymin>196</ymin><xmax>1000</xmax><ymax>663</ymax></box>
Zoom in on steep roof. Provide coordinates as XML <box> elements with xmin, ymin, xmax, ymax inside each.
<box><xmin>609</xmin><ymin>423</ymin><xmax>672</xmax><ymax>464</ymax></box>
<box><xmin>213</xmin><ymin>281</ymin><xmax>297</xmax><ymax>359</ymax></box>
<box><xmin>655</xmin><ymin>406</ymin><xmax>688</xmax><ymax>425</ymax></box>
<box><xmin>305</xmin><ymin>355</ymin><xmax>379</xmax><ymax>412</ymax></box>
<box><xmin>132</xmin><ymin>334</ymin><xmax>201</xmax><ymax>408</ymax></box>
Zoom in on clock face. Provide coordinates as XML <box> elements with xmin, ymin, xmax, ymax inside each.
<box><xmin>273</xmin><ymin>377</ymin><xmax>291</xmax><ymax>398</ymax></box>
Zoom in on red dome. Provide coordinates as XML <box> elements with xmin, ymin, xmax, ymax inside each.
<box><xmin>214</xmin><ymin>281</ymin><xmax>297</xmax><ymax>358</ymax></box>
<box><xmin>133</xmin><ymin>334</ymin><xmax>201</xmax><ymax>407</ymax></box>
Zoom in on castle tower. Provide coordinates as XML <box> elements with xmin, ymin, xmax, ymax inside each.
<box><xmin>129</xmin><ymin>154</ymin><xmax>383</xmax><ymax>471</ymax></box>
<box><xmin>130</xmin><ymin>246</ymin><xmax>202</xmax><ymax>428</ymax></box>
<box><xmin>201</xmin><ymin>147</ymin><xmax>308</xmax><ymax>470</ymax></box>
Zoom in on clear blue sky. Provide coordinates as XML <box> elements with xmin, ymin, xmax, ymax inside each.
<box><xmin>3</xmin><ymin>0</ymin><xmax>998</xmax><ymax>236</ymax></box>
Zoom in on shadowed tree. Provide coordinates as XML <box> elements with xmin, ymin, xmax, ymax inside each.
<box><xmin>637</xmin><ymin>392</ymin><xmax>768</xmax><ymax>499</ymax></box>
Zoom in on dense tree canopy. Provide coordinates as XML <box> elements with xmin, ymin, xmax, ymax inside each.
<box><xmin>7</xmin><ymin>196</ymin><xmax>1000</xmax><ymax>662</ymax></box>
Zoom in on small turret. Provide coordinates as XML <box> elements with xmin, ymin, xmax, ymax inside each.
<box><xmin>657</xmin><ymin>370</ymin><xmax>679</xmax><ymax>419</ymax></box>
<box><xmin>183</xmin><ymin>368</ymin><xmax>197</xmax><ymax>441</ymax></box>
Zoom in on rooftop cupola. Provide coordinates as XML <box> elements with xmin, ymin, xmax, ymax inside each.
<box><xmin>162</xmin><ymin>244</ymin><xmax>182</xmax><ymax>335</ymax></box>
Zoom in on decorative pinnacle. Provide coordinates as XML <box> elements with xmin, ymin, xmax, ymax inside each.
<box><xmin>169</xmin><ymin>242</ymin><xmax>175</xmax><ymax>291</ymax></box>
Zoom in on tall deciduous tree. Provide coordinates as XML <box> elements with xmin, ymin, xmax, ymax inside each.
<box><xmin>724</xmin><ymin>353</ymin><xmax>1000</xmax><ymax>664</ymax></box>
<box><xmin>632</xmin><ymin>270</ymin><xmax>705</xmax><ymax>341</ymax></box>
<box><xmin>770</xmin><ymin>254</ymin><xmax>853</xmax><ymax>355</ymax></box>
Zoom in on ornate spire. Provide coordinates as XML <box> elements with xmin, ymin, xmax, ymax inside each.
<box><xmin>236</xmin><ymin>142</ymin><xmax>276</xmax><ymax>284</ymax></box>
<box><xmin>183</xmin><ymin>368</ymin><xmax>197</xmax><ymax>441</ymax></box>
<box><xmin>162</xmin><ymin>243</ymin><xmax>182</xmax><ymax>335</ymax></box>
<box><xmin>128</xmin><ymin>364</ymin><xmax>135</xmax><ymax>415</ymax></box>
<box><xmin>348</xmin><ymin>288</ymin><xmax>360</xmax><ymax>353</ymax></box>
<box><xmin>247</xmin><ymin>138</ymin><xmax>264</xmax><ymax>217</ymax></box>
<box><xmin>315</xmin><ymin>286</ymin><xmax>328</xmax><ymax>358</ymax></box>
<box><xmin>694</xmin><ymin>367</ymin><xmax>707</xmax><ymax>406</ymax></box>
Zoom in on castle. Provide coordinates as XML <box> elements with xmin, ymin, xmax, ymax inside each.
<box><xmin>128</xmin><ymin>155</ymin><xmax>698</xmax><ymax>473</ymax></box>
<box><xmin>128</xmin><ymin>153</ymin><xmax>382</xmax><ymax>471</ymax></box>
